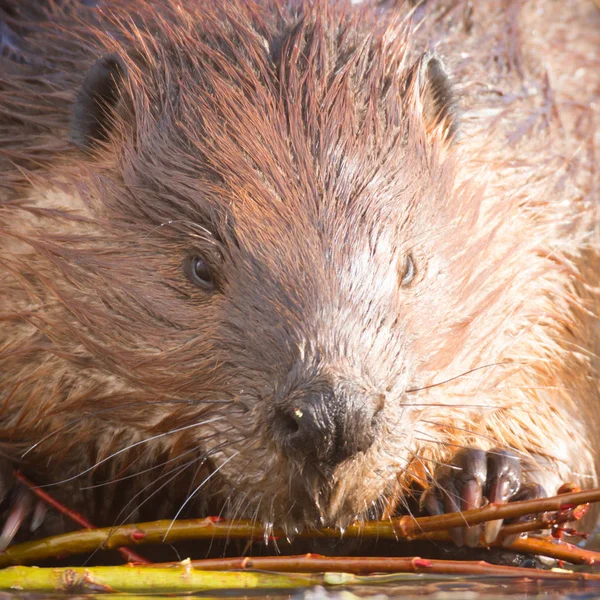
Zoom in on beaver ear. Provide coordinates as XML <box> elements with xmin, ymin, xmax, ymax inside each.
<box><xmin>409</xmin><ymin>53</ymin><xmax>459</xmax><ymax>142</ymax></box>
<box><xmin>72</xmin><ymin>54</ymin><xmax>127</xmax><ymax>149</ymax></box>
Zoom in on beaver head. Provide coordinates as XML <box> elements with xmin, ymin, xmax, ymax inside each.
<box><xmin>8</xmin><ymin>0</ymin><xmax>487</xmax><ymax>531</ymax></box>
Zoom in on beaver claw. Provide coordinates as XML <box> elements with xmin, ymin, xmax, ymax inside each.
<box><xmin>420</xmin><ymin>447</ymin><xmax>546</xmax><ymax>547</ymax></box>
<box><xmin>0</xmin><ymin>468</ymin><xmax>46</xmax><ymax>550</ymax></box>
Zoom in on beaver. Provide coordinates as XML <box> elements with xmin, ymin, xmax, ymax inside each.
<box><xmin>0</xmin><ymin>0</ymin><xmax>599</xmax><ymax>551</ymax></box>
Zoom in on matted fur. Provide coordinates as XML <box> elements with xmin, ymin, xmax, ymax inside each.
<box><xmin>0</xmin><ymin>0</ymin><xmax>599</xmax><ymax>535</ymax></box>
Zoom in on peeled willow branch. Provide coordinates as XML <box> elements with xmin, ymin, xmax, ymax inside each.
<box><xmin>1</xmin><ymin>487</ymin><xmax>599</xmax><ymax>568</ymax></box>
<box><xmin>0</xmin><ymin>559</ymin><xmax>599</xmax><ymax>594</ymax></box>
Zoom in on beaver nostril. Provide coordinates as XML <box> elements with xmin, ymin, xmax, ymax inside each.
<box><xmin>274</xmin><ymin>390</ymin><xmax>382</xmax><ymax>470</ymax></box>
<box><xmin>274</xmin><ymin>407</ymin><xmax>301</xmax><ymax>436</ymax></box>
<box><xmin>274</xmin><ymin>396</ymin><xmax>334</xmax><ymax>464</ymax></box>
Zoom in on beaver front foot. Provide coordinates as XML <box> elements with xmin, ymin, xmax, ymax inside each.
<box><xmin>420</xmin><ymin>447</ymin><xmax>546</xmax><ymax>547</ymax></box>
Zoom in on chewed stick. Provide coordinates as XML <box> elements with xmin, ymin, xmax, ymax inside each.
<box><xmin>1</xmin><ymin>485</ymin><xmax>599</xmax><ymax>568</ymax></box>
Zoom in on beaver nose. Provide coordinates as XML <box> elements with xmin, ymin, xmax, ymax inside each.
<box><xmin>275</xmin><ymin>391</ymin><xmax>381</xmax><ymax>470</ymax></box>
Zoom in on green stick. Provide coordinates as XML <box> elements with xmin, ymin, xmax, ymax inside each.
<box><xmin>0</xmin><ymin>565</ymin><xmax>320</xmax><ymax>592</ymax></box>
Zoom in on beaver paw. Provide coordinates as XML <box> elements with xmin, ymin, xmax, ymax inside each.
<box><xmin>0</xmin><ymin>467</ymin><xmax>46</xmax><ymax>550</ymax></box>
<box><xmin>420</xmin><ymin>447</ymin><xmax>546</xmax><ymax>547</ymax></box>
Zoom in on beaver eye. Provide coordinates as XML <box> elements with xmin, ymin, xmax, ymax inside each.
<box><xmin>399</xmin><ymin>254</ymin><xmax>416</xmax><ymax>287</ymax></box>
<box><xmin>187</xmin><ymin>255</ymin><xmax>215</xmax><ymax>291</ymax></box>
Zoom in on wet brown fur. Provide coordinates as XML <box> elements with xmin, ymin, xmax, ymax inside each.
<box><xmin>0</xmin><ymin>0</ymin><xmax>599</xmax><ymax>535</ymax></box>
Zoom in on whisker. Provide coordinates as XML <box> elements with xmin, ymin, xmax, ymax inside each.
<box><xmin>163</xmin><ymin>451</ymin><xmax>239</xmax><ymax>540</ymax></box>
<box><xmin>21</xmin><ymin>401</ymin><xmax>163</xmax><ymax>458</ymax></box>
<box><xmin>21</xmin><ymin>399</ymin><xmax>221</xmax><ymax>458</ymax></box>
<box><xmin>407</xmin><ymin>402</ymin><xmax>502</xmax><ymax>409</ymax></box>
<box><xmin>409</xmin><ymin>452</ymin><xmax>460</xmax><ymax>471</ymax></box>
<box><xmin>268</xmin><ymin>493</ymin><xmax>281</xmax><ymax>554</ymax></box>
<box><xmin>21</xmin><ymin>421</ymin><xmax>80</xmax><ymax>459</ymax></box>
<box><xmin>411</xmin><ymin>401</ymin><xmax>552</xmax><ymax>419</ymax></box>
<box><xmin>246</xmin><ymin>492</ymin><xmax>265</xmax><ymax>554</ymax></box>
<box><xmin>391</xmin><ymin>490</ymin><xmax>413</xmax><ymax>519</ymax></box>
<box><xmin>389</xmin><ymin>462</ymin><xmax>430</xmax><ymax>490</ymax></box>
<box><xmin>406</xmin><ymin>362</ymin><xmax>512</xmax><ymax>393</ymax></box>
<box><xmin>223</xmin><ymin>489</ymin><xmax>251</xmax><ymax>550</ymax></box>
<box><xmin>81</xmin><ymin>426</ymin><xmax>237</xmax><ymax>490</ymax></box>
<box><xmin>39</xmin><ymin>416</ymin><xmax>224</xmax><ymax>488</ymax></box>
<box><xmin>111</xmin><ymin>458</ymin><xmax>199</xmax><ymax>529</ymax></box>
<box><xmin>110</xmin><ymin>439</ymin><xmax>243</xmax><ymax>540</ymax></box>
<box><xmin>419</xmin><ymin>420</ymin><xmax>521</xmax><ymax>449</ymax></box>
<box><xmin>81</xmin><ymin>446</ymin><xmax>201</xmax><ymax>490</ymax></box>
<box><xmin>83</xmin><ymin>457</ymin><xmax>199</xmax><ymax>566</ymax></box>
<box><xmin>413</xmin><ymin>431</ymin><xmax>530</xmax><ymax>459</ymax></box>
<box><xmin>407</xmin><ymin>452</ymin><xmax>433</xmax><ymax>484</ymax></box>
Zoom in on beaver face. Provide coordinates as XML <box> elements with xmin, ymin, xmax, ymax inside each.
<box><xmin>193</xmin><ymin>215</ymin><xmax>417</xmax><ymax>528</ymax></box>
<box><xmin>66</xmin><ymin>3</ymin><xmax>461</xmax><ymax>529</ymax></box>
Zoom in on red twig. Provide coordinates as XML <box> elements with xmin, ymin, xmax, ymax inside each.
<box><xmin>508</xmin><ymin>537</ymin><xmax>600</xmax><ymax>565</ymax></box>
<box><xmin>149</xmin><ymin>553</ymin><xmax>600</xmax><ymax>580</ymax></box>
<box><xmin>13</xmin><ymin>471</ymin><xmax>149</xmax><ymax>564</ymax></box>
